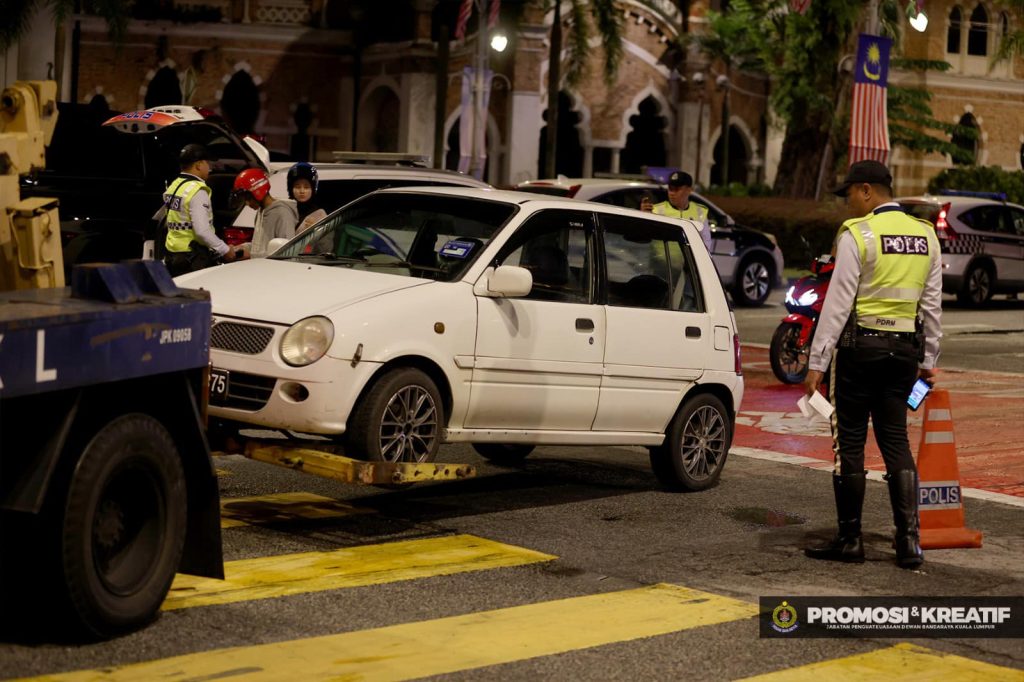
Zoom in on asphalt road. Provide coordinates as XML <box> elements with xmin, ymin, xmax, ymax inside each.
<box><xmin>733</xmin><ymin>289</ymin><xmax>1024</xmax><ymax>375</ymax></box>
<box><xmin>2</xmin><ymin>288</ymin><xmax>1022</xmax><ymax>680</ymax></box>
<box><xmin>3</xmin><ymin>439</ymin><xmax>1022</xmax><ymax>679</ymax></box>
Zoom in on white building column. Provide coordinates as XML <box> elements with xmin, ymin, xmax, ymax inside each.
<box><xmin>505</xmin><ymin>90</ymin><xmax>542</xmax><ymax>184</ymax></box>
<box><xmin>400</xmin><ymin>72</ymin><xmax>437</xmax><ymax>161</ymax></box>
<box><xmin>610</xmin><ymin>148</ymin><xmax>620</xmax><ymax>174</ymax></box>
<box><xmin>763</xmin><ymin>108</ymin><xmax>785</xmax><ymax>188</ymax></box>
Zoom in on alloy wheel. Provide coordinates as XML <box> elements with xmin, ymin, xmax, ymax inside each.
<box><xmin>378</xmin><ymin>385</ymin><xmax>438</xmax><ymax>463</ymax></box>
<box><xmin>741</xmin><ymin>261</ymin><xmax>770</xmax><ymax>304</ymax></box>
<box><xmin>679</xmin><ymin>405</ymin><xmax>727</xmax><ymax>481</ymax></box>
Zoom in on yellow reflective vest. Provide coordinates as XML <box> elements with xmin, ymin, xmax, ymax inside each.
<box><xmin>838</xmin><ymin>208</ymin><xmax>939</xmax><ymax>332</ymax></box>
<box><xmin>652</xmin><ymin>200</ymin><xmax>708</xmax><ymax>226</ymax></box>
<box><xmin>163</xmin><ymin>176</ymin><xmax>211</xmax><ymax>254</ymax></box>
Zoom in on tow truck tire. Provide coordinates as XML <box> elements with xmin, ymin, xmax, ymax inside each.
<box><xmin>61</xmin><ymin>414</ymin><xmax>186</xmax><ymax>637</ymax></box>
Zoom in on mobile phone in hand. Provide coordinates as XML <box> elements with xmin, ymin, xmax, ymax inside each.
<box><xmin>906</xmin><ymin>378</ymin><xmax>931</xmax><ymax>411</ymax></box>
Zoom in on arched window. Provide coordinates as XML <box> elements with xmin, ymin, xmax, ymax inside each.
<box><xmin>537</xmin><ymin>91</ymin><xmax>583</xmax><ymax>178</ymax></box>
<box><xmin>221</xmin><ymin>71</ymin><xmax>260</xmax><ymax>136</ymax></box>
<box><xmin>356</xmin><ymin>87</ymin><xmax>400</xmax><ymax>153</ymax></box>
<box><xmin>621</xmin><ymin>96</ymin><xmax>668</xmax><ymax>175</ymax></box>
<box><xmin>947</xmin><ymin>7</ymin><xmax>962</xmax><ymax>53</ymax></box>
<box><xmin>1000</xmin><ymin>12</ymin><xmax>1010</xmax><ymax>40</ymax></box>
<box><xmin>967</xmin><ymin>4</ymin><xmax>988</xmax><ymax>56</ymax></box>
<box><xmin>145</xmin><ymin>66</ymin><xmax>182</xmax><ymax>108</ymax></box>
<box><xmin>951</xmin><ymin>113</ymin><xmax>979</xmax><ymax>165</ymax></box>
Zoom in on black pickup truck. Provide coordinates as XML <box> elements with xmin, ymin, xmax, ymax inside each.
<box><xmin>20</xmin><ymin>102</ymin><xmax>268</xmax><ymax>272</ymax></box>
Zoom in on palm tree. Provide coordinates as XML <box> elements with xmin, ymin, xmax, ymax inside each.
<box><xmin>1</xmin><ymin>0</ymin><xmax>129</xmax><ymax>52</ymax></box>
<box><xmin>542</xmin><ymin>0</ymin><xmax>624</xmax><ymax>178</ymax></box>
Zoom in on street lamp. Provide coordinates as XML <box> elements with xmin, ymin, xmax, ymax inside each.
<box><xmin>909</xmin><ymin>10</ymin><xmax>928</xmax><ymax>32</ymax></box>
<box><xmin>490</xmin><ymin>31</ymin><xmax>508</xmax><ymax>53</ymax></box>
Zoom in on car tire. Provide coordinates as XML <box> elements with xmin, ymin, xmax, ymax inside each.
<box><xmin>957</xmin><ymin>262</ymin><xmax>994</xmax><ymax>307</ymax></box>
<box><xmin>769</xmin><ymin>322</ymin><xmax>810</xmax><ymax>384</ymax></box>
<box><xmin>649</xmin><ymin>393</ymin><xmax>732</xmax><ymax>492</ymax></box>
<box><xmin>348</xmin><ymin>367</ymin><xmax>444</xmax><ymax>463</ymax></box>
<box><xmin>60</xmin><ymin>414</ymin><xmax>186</xmax><ymax>638</ymax></box>
<box><xmin>472</xmin><ymin>443</ymin><xmax>535</xmax><ymax>466</ymax></box>
<box><xmin>732</xmin><ymin>255</ymin><xmax>773</xmax><ymax>307</ymax></box>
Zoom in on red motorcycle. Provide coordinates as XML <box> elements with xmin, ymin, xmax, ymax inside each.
<box><xmin>770</xmin><ymin>255</ymin><xmax>834</xmax><ymax>384</ymax></box>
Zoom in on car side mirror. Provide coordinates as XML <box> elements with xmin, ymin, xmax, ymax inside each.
<box><xmin>267</xmin><ymin>237</ymin><xmax>290</xmax><ymax>254</ymax></box>
<box><xmin>476</xmin><ymin>265</ymin><xmax>533</xmax><ymax>298</ymax></box>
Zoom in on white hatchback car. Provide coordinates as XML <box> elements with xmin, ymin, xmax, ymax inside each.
<box><xmin>179</xmin><ymin>188</ymin><xmax>744</xmax><ymax>490</ymax></box>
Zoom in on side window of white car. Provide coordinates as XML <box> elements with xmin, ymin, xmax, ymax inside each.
<box><xmin>600</xmin><ymin>213</ymin><xmax>704</xmax><ymax>313</ymax></box>
<box><xmin>1009</xmin><ymin>208</ymin><xmax>1024</xmax><ymax>237</ymax></box>
<box><xmin>496</xmin><ymin>209</ymin><xmax>595</xmax><ymax>304</ymax></box>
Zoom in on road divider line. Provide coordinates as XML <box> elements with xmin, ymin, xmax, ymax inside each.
<box><xmin>219</xmin><ymin>491</ymin><xmax>372</xmax><ymax>529</ymax></box>
<box><xmin>736</xmin><ymin>642</ymin><xmax>1023</xmax><ymax>681</ymax></box>
<box><xmin>41</xmin><ymin>584</ymin><xmax>757</xmax><ymax>681</ymax></box>
<box><xmin>730</xmin><ymin>446</ymin><xmax>1024</xmax><ymax>508</ymax></box>
<box><xmin>164</xmin><ymin>534</ymin><xmax>555</xmax><ymax>611</ymax></box>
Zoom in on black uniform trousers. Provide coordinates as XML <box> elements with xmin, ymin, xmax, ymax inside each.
<box><xmin>829</xmin><ymin>332</ymin><xmax>919</xmax><ymax>476</ymax></box>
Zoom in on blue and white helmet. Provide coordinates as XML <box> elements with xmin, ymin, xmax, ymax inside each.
<box><xmin>286</xmin><ymin>162</ymin><xmax>319</xmax><ymax>199</ymax></box>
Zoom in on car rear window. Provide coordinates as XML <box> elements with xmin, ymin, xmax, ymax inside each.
<box><xmin>899</xmin><ymin>202</ymin><xmax>940</xmax><ymax>224</ymax></box>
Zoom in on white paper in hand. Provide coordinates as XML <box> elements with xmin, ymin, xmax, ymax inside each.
<box><xmin>797</xmin><ymin>392</ymin><xmax>834</xmax><ymax>420</ymax></box>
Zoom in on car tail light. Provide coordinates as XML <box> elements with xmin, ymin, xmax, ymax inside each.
<box><xmin>935</xmin><ymin>203</ymin><xmax>958</xmax><ymax>240</ymax></box>
<box><xmin>733</xmin><ymin>333</ymin><xmax>743</xmax><ymax>376</ymax></box>
<box><xmin>223</xmin><ymin>227</ymin><xmax>253</xmax><ymax>246</ymax></box>
<box><xmin>567</xmin><ymin>184</ymin><xmax>582</xmax><ymax>198</ymax></box>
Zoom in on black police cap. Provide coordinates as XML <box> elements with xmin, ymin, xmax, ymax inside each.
<box><xmin>179</xmin><ymin>143</ymin><xmax>214</xmax><ymax>169</ymax></box>
<box><xmin>667</xmin><ymin>171</ymin><xmax>694</xmax><ymax>188</ymax></box>
<box><xmin>832</xmin><ymin>160</ymin><xmax>892</xmax><ymax>196</ymax></box>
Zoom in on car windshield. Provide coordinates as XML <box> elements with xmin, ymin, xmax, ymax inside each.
<box><xmin>270</xmin><ymin>192</ymin><xmax>516</xmax><ymax>282</ymax></box>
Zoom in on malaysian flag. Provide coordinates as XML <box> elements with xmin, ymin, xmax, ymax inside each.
<box><xmin>848</xmin><ymin>33</ymin><xmax>892</xmax><ymax>167</ymax></box>
<box><xmin>454</xmin><ymin>0</ymin><xmax>473</xmax><ymax>40</ymax></box>
<box><xmin>488</xmin><ymin>0</ymin><xmax>500</xmax><ymax>28</ymax></box>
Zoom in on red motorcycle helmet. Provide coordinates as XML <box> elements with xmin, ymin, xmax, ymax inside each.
<box><xmin>232</xmin><ymin>168</ymin><xmax>271</xmax><ymax>202</ymax></box>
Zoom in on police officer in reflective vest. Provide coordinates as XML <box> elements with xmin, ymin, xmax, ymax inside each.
<box><xmin>159</xmin><ymin>144</ymin><xmax>235</xmax><ymax>276</ymax></box>
<box><xmin>641</xmin><ymin>171</ymin><xmax>713</xmax><ymax>253</ymax></box>
<box><xmin>804</xmin><ymin>160</ymin><xmax>942</xmax><ymax>569</ymax></box>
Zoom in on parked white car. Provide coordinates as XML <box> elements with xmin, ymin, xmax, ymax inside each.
<box><xmin>179</xmin><ymin>187</ymin><xmax>744</xmax><ymax>490</ymax></box>
<box><xmin>516</xmin><ymin>178</ymin><xmax>785</xmax><ymax>307</ymax></box>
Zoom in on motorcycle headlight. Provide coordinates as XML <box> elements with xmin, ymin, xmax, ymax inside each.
<box><xmin>797</xmin><ymin>290</ymin><xmax>819</xmax><ymax>307</ymax></box>
<box><xmin>280</xmin><ymin>316</ymin><xmax>334</xmax><ymax>367</ymax></box>
<box><xmin>785</xmin><ymin>286</ymin><xmax>796</xmax><ymax>306</ymax></box>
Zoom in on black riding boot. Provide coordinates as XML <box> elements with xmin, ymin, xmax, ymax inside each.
<box><xmin>888</xmin><ymin>469</ymin><xmax>924</xmax><ymax>569</ymax></box>
<box><xmin>805</xmin><ymin>472</ymin><xmax>866</xmax><ymax>563</ymax></box>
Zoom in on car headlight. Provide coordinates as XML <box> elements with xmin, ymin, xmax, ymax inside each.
<box><xmin>280</xmin><ymin>316</ymin><xmax>334</xmax><ymax>366</ymax></box>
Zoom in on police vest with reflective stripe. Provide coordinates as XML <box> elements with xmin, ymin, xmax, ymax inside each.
<box><xmin>653</xmin><ymin>200</ymin><xmax>708</xmax><ymax>229</ymax></box>
<box><xmin>163</xmin><ymin>176</ymin><xmax>211</xmax><ymax>254</ymax></box>
<box><xmin>839</xmin><ymin>209</ymin><xmax>938</xmax><ymax>332</ymax></box>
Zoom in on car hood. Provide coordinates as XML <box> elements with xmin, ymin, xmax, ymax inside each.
<box><xmin>175</xmin><ymin>258</ymin><xmax>429</xmax><ymax>324</ymax></box>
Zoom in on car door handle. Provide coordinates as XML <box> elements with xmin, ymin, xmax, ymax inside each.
<box><xmin>685</xmin><ymin>326</ymin><xmax>702</xmax><ymax>339</ymax></box>
<box><xmin>576</xmin><ymin>318</ymin><xmax>595</xmax><ymax>332</ymax></box>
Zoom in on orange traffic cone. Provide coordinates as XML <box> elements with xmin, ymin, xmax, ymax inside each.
<box><xmin>916</xmin><ymin>388</ymin><xmax>983</xmax><ymax>549</ymax></box>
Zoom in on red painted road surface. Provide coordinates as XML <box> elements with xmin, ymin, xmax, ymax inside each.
<box><xmin>735</xmin><ymin>346</ymin><xmax>1024</xmax><ymax>499</ymax></box>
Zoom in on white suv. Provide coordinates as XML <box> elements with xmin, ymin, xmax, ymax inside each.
<box><xmin>180</xmin><ymin>187</ymin><xmax>744</xmax><ymax>491</ymax></box>
<box><xmin>897</xmin><ymin>191</ymin><xmax>1024</xmax><ymax>306</ymax></box>
<box><xmin>516</xmin><ymin>178</ymin><xmax>785</xmax><ymax>307</ymax></box>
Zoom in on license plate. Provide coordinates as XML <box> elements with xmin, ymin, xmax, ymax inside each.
<box><xmin>209</xmin><ymin>368</ymin><xmax>230</xmax><ymax>404</ymax></box>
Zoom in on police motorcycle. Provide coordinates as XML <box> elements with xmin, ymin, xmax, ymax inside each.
<box><xmin>769</xmin><ymin>254</ymin><xmax>834</xmax><ymax>384</ymax></box>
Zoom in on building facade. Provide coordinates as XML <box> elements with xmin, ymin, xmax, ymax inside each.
<box><xmin>2</xmin><ymin>0</ymin><xmax>1020</xmax><ymax>193</ymax></box>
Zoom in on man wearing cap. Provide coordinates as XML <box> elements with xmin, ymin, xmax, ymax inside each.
<box><xmin>641</xmin><ymin>171</ymin><xmax>713</xmax><ymax>253</ymax></box>
<box><xmin>157</xmin><ymin>143</ymin><xmax>236</xmax><ymax>276</ymax></box>
<box><xmin>803</xmin><ymin>160</ymin><xmax>942</xmax><ymax>569</ymax></box>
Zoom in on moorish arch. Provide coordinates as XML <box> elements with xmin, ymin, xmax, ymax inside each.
<box><xmin>141</xmin><ymin>62</ymin><xmax>181</xmax><ymax>109</ymax></box>
<box><xmin>357</xmin><ymin>82</ymin><xmax>401</xmax><ymax>153</ymax></box>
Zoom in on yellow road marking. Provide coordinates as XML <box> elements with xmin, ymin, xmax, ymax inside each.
<box><xmin>219</xmin><ymin>491</ymin><xmax>371</xmax><ymax>529</ymax></box>
<box><xmin>164</xmin><ymin>534</ymin><xmax>555</xmax><ymax>611</ymax></box>
<box><xmin>739</xmin><ymin>642</ymin><xmax>1024</xmax><ymax>681</ymax></box>
<box><xmin>32</xmin><ymin>584</ymin><xmax>756</xmax><ymax>681</ymax></box>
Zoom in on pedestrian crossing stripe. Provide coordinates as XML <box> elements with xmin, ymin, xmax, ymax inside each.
<box><xmin>219</xmin><ymin>491</ymin><xmax>371</xmax><ymax>529</ymax></box>
<box><xmin>30</xmin><ymin>584</ymin><xmax>757</xmax><ymax>681</ymax></box>
<box><xmin>164</xmin><ymin>534</ymin><xmax>555</xmax><ymax>611</ymax></box>
<box><xmin>737</xmin><ymin>642</ymin><xmax>1023</xmax><ymax>680</ymax></box>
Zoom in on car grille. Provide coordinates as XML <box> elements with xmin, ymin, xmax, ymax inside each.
<box><xmin>220</xmin><ymin>372</ymin><xmax>276</xmax><ymax>411</ymax></box>
<box><xmin>211</xmin><ymin>322</ymin><xmax>275</xmax><ymax>354</ymax></box>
